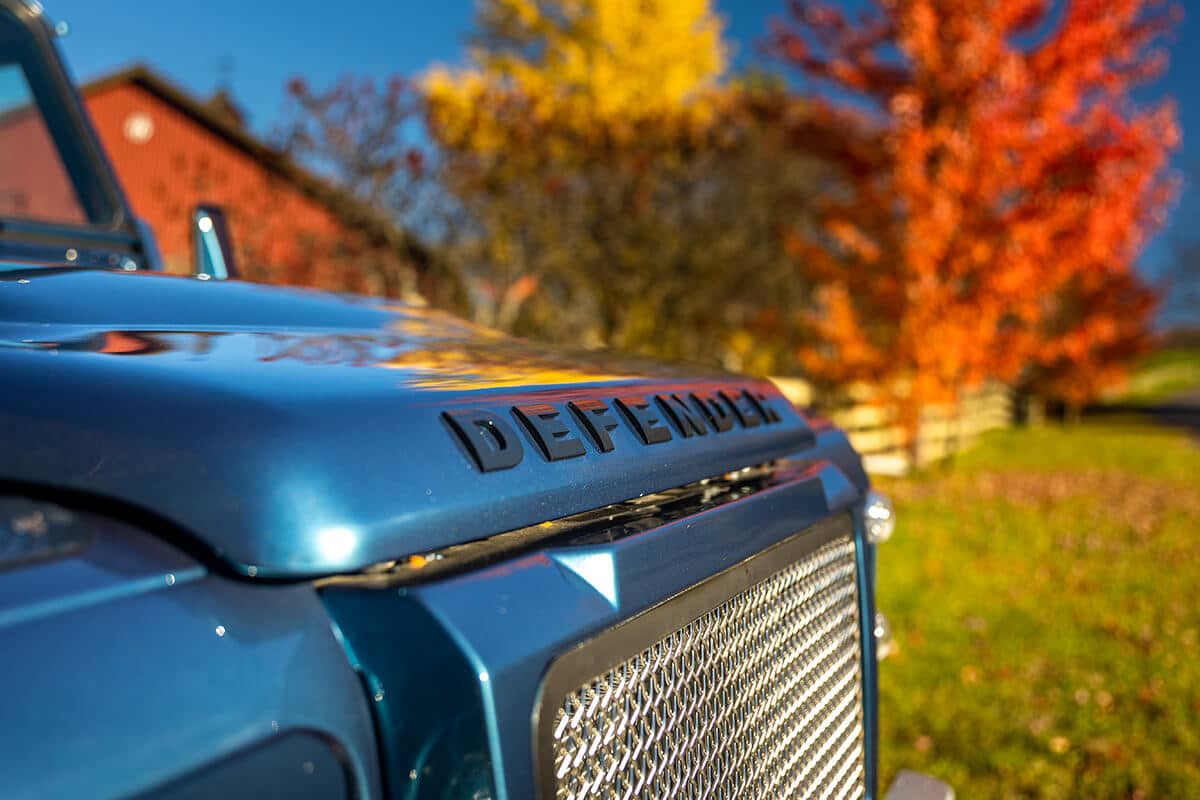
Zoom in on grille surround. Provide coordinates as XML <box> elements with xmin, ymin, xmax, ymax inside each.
<box><xmin>535</xmin><ymin>515</ymin><xmax>865</xmax><ymax>800</ymax></box>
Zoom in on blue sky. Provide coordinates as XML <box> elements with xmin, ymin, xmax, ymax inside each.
<box><xmin>46</xmin><ymin>0</ymin><xmax>1198</xmax><ymax>283</ymax></box>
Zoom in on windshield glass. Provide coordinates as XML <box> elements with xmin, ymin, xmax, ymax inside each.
<box><xmin>0</xmin><ymin>61</ymin><xmax>86</xmax><ymax>224</ymax></box>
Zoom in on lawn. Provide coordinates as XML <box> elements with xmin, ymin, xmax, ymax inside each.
<box><xmin>1118</xmin><ymin>347</ymin><xmax>1200</xmax><ymax>403</ymax></box>
<box><xmin>876</xmin><ymin>423</ymin><xmax>1200</xmax><ymax>798</ymax></box>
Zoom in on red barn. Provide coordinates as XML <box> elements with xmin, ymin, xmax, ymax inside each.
<box><xmin>81</xmin><ymin>65</ymin><xmax>431</xmax><ymax>299</ymax></box>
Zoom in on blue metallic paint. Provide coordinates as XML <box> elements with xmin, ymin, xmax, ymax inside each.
<box><xmin>0</xmin><ymin>3</ymin><xmax>887</xmax><ymax>795</ymax></box>
<box><xmin>320</xmin><ymin>589</ymin><xmax>496</xmax><ymax>799</ymax></box>
<box><xmin>0</xmin><ymin>268</ymin><xmax>845</xmax><ymax>577</ymax></box>
<box><xmin>0</xmin><ymin>501</ymin><xmax>204</xmax><ymax>628</ymax></box>
<box><xmin>338</xmin><ymin>453</ymin><xmax>872</xmax><ymax>799</ymax></box>
<box><xmin>133</xmin><ymin>731</ymin><xmax>356</xmax><ymax>799</ymax></box>
<box><xmin>859</xmin><ymin>508</ymin><xmax>882</xmax><ymax>799</ymax></box>
<box><xmin>0</xmin><ymin>266</ymin><xmax>877</xmax><ymax>799</ymax></box>
<box><xmin>0</xmin><ymin>508</ymin><xmax>381</xmax><ymax>799</ymax></box>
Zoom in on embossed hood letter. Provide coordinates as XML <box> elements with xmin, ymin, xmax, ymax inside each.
<box><xmin>443</xmin><ymin>409</ymin><xmax>525</xmax><ymax>472</ymax></box>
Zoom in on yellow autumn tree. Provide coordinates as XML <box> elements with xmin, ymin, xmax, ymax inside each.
<box><xmin>420</xmin><ymin>0</ymin><xmax>832</xmax><ymax>369</ymax></box>
<box><xmin>425</xmin><ymin>0</ymin><xmax>726</xmax><ymax>142</ymax></box>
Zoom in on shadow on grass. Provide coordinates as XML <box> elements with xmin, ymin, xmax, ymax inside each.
<box><xmin>1086</xmin><ymin>387</ymin><xmax>1200</xmax><ymax>440</ymax></box>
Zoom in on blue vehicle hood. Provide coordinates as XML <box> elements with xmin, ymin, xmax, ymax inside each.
<box><xmin>0</xmin><ymin>268</ymin><xmax>861</xmax><ymax>577</ymax></box>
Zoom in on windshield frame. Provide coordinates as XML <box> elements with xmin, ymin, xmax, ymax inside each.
<box><xmin>0</xmin><ymin>0</ymin><xmax>138</xmax><ymax>261</ymax></box>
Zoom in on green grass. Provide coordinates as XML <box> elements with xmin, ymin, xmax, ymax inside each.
<box><xmin>1138</xmin><ymin>347</ymin><xmax>1200</xmax><ymax>372</ymax></box>
<box><xmin>1119</xmin><ymin>347</ymin><xmax>1200</xmax><ymax>403</ymax></box>
<box><xmin>876</xmin><ymin>424</ymin><xmax>1200</xmax><ymax>798</ymax></box>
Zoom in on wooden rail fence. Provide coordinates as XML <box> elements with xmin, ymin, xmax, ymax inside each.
<box><xmin>770</xmin><ymin>378</ymin><xmax>1014</xmax><ymax>476</ymax></box>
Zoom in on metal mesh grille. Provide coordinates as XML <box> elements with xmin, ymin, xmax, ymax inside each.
<box><xmin>549</xmin><ymin>536</ymin><xmax>865</xmax><ymax>800</ymax></box>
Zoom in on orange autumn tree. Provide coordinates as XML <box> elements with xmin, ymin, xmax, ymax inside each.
<box><xmin>1032</xmin><ymin>269</ymin><xmax>1158</xmax><ymax>410</ymax></box>
<box><xmin>773</xmin><ymin>0</ymin><xmax>1180</xmax><ymax>415</ymax></box>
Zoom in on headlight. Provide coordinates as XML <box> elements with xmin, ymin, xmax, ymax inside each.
<box><xmin>864</xmin><ymin>489</ymin><xmax>895</xmax><ymax>544</ymax></box>
<box><xmin>0</xmin><ymin>497</ymin><xmax>92</xmax><ymax>569</ymax></box>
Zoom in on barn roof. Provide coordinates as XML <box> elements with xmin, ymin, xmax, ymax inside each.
<box><xmin>82</xmin><ymin>65</ymin><xmax>433</xmax><ymax>277</ymax></box>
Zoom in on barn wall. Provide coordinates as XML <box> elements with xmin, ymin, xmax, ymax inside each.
<box><xmin>85</xmin><ymin>82</ymin><xmax>380</xmax><ymax>293</ymax></box>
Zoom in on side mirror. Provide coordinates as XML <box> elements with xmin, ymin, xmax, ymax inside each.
<box><xmin>191</xmin><ymin>204</ymin><xmax>239</xmax><ymax>280</ymax></box>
